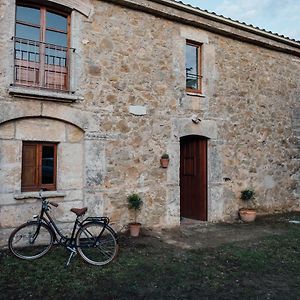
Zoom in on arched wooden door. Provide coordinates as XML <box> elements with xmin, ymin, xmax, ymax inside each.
<box><xmin>180</xmin><ymin>135</ymin><xmax>208</xmax><ymax>221</ymax></box>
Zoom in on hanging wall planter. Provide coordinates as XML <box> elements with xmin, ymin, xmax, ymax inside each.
<box><xmin>160</xmin><ymin>153</ymin><xmax>169</xmax><ymax>168</ymax></box>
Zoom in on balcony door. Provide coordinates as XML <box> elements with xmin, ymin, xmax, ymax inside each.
<box><xmin>14</xmin><ymin>4</ymin><xmax>70</xmax><ymax>90</ymax></box>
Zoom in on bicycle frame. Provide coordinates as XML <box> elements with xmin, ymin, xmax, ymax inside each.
<box><xmin>34</xmin><ymin>205</ymin><xmax>79</xmax><ymax>245</ymax></box>
<box><xmin>32</xmin><ymin>201</ymin><xmax>114</xmax><ymax>247</ymax></box>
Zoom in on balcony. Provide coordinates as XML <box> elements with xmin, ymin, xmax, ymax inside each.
<box><xmin>186</xmin><ymin>71</ymin><xmax>202</xmax><ymax>93</ymax></box>
<box><xmin>12</xmin><ymin>37</ymin><xmax>75</xmax><ymax>92</ymax></box>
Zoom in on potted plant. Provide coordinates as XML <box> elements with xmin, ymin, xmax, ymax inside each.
<box><xmin>239</xmin><ymin>188</ymin><xmax>257</xmax><ymax>222</ymax></box>
<box><xmin>127</xmin><ymin>193</ymin><xmax>143</xmax><ymax>237</ymax></box>
<box><xmin>160</xmin><ymin>153</ymin><xmax>169</xmax><ymax>168</ymax></box>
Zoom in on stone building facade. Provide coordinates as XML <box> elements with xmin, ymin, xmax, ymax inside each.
<box><xmin>0</xmin><ymin>0</ymin><xmax>299</xmax><ymax>242</ymax></box>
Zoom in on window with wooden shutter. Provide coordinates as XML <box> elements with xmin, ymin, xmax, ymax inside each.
<box><xmin>21</xmin><ymin>142</ymin><xmax>57</xmax><ymax>192</ymax></box>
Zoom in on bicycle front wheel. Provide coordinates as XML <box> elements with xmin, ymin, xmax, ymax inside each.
<box><xmin>76</xmin><ymin>222</ymin><xmax>118</xmax><ymax>266</ymax></box>
<box><xmin>9</xmin><ymin>221</ymin><xmax>54</xmax><ymax>260</ymax></box>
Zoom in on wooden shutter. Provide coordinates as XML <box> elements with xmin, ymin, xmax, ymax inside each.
<box><xmin>21</xmin><ymin>143</ymin><xmax>38</xmax><ymax>192</ymax></box>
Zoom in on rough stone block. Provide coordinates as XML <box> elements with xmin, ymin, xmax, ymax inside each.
<box><xmin>42</xmin><ymin>103</ymin><xmax>98</xmax><ymax>131</ymax></box>
<box><xmin>0</xmin><ymin>203</ymin><xmax>41</xmax><ymax>228</ymax></box>
<box><xmin>0</xmin><ymin>193</ymin><xmax>16</xmax><ymax>206</ymax></box>
<box><xmin>0</xmin><ymin>122</ymin><xmax>15</xmax><ymax>139</ymax></box>
<box><xmin>84</xmin><ymin>191</ymin><xmax>104</xmax><ymax>216</ymax></box>
<box><xmin>15</xmin><ymin>118</ymin><xmax>66</xmax><ymax>142</ymax></box>
<box><xmin>66</xmin><ymin>124</ymin><xmax>84</xmax><ymax>143</ymax></box>
<box><xmin>0</xmin><ymin>228</ymin><xmax>12</xmax><ymax>247</ymax></box>
<box><xmin>0</xmin><ymin>101</ymin><xmax>41</xmax><ymax>125</ymax></box>
<box><xmin>84</xmin><ymin>140</ymin><xmax>106</xmax><ymax>187</ymax></box>
<box><xmin>0</xmin><ymin>140</ymin><xmax>22</xmax><ymax>193</ymax></box>
<box><xmin>51</xmin><ymin>200</ymin><xmax>85</xmax><ymax>222</ymax></box>
<box><xmin>209</xmin><ymin>185</ymin><xmax>225</xmax><ymax>221</ymax></box>
<box><xmin>182</xmin><ymin>95</ymin><xmax>207</xmax><ymax>111</ymax></box>
<box><xmin>58</xmin><ymin>143</ymin><xmax>83</xmax><ymax>189</ymax></box>
<box><xmin>129</xmin><ymin>105</ymin><xmax>147</xmax><ymax>116</ymax></box>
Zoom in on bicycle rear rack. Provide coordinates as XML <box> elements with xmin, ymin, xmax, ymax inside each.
<box><xmin>84</xmin><ymin>217</ymin><xmax>109</xmax><ymax>225</ymax></box>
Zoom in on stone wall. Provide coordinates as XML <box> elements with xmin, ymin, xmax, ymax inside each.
<box><xmin>211</xmin><ymin>36</ymin><xmax>300</xmax><ymax>218</ymax></box>
<box><xmin>0</xmin><ymin>0</ymin><xmax>299</xmax><ymax>242</ymax></box>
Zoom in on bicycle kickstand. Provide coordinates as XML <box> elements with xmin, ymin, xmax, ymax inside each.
<box><xmin>65</xmin><ymin>247</ymin><xmax>77</xmax><ymax>267</ymax></box>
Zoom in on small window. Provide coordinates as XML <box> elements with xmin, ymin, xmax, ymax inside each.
<box><xmin>186</xmin><ymin>41</ymin><xmax>202</xmax><ymax>93</ymax></box>
<box><xmin>21</xmin><ymin>142</ymin><xmax>57</xmax><ymax>192</ymax></box>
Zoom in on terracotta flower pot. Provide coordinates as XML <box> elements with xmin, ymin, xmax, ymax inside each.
<box><xmin>129</xmin><ymin>222</ymin><xmax>141</xmax><ymax>237</ymax></box>
<box><xmin>239</xmin><ymin>208</ymin><xmax>257</xmax><ymax>222</ymax></box>
<box><xmin>160</xmin><ymin>158</ymin><xmax>169</xmax><ymax>168</ymax></box>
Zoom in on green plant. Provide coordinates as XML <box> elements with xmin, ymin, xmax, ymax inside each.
<box><xmin>127</xmin><ymin>193</ymin><xmax>143</xmax><ymax>223</ymax></box>
<box><xmin>241</xmin><ymin>188</ymin><xmax>255</xmax><ymax>201</ymax></box>
<box><xmin>161</xmin><ymin>153</ymin><xmax>169</xmax><ymax>159</ymax></box>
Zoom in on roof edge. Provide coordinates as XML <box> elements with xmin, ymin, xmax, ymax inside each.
<box><xmin>100</xmin><ymin>0</ymin><xmax>300</xmax><ymax>56</ymax></box>
<box><xmin>152</xmin><ymin>0</ymin><xmax>300</xmax><ymax>48</ymax></box>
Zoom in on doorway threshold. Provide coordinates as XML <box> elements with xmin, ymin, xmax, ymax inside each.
<box><xmin>180</xmin><ymin>217</ymin><xmax>208</xmax><ymax>226</ymax></box>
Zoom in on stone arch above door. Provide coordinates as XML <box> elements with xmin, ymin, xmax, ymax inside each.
<box><xmin>173</xmin><ymin>118</ymin><xmax>218</xmax><ymax>140</ymax></box>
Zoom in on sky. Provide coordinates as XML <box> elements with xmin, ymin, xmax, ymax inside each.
<box><xmin>180</xmin><ymin>0</ymin><xmax>300</xmax><ymax>41</ymax></box>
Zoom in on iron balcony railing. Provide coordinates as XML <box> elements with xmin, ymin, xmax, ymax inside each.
<box><xmin>13</xmin><ymin>37</ymin><xmax>75</xmax><ymax>92</ymax></box>
<box><xmin>186</xmin><ymin>71</ymin><xmax>202</xmax><ymax>91</ymax></box>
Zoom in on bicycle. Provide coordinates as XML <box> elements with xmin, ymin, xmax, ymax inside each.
<box><xmin>8</xmin><ymin>190</ymin><xmax>118</xmax><ymax>266</ymax></box>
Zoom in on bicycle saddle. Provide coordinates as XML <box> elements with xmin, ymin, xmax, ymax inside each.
<box><xmin>70</xmin><ymin>207</ymin><xmax>88</xmax><ymax>216</ymax></box>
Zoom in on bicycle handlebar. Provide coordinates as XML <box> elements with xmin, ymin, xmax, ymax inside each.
<box><xmin>38</xmin><ymin>189</ymin><xmax>59</xmax><ymax>207</ymax></box>
<box><xmin>49</xmin><ymin>201</ymin><xmax>59</xmax><ymax>207</ymax></box>
<box><xmin>38</xmin><ymin>189</ymin><xmax>44</xmax><ymax>199</ymax></box>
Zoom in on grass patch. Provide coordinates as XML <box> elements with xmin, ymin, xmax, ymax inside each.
<box><xmin>1</xmin><ymin>224</ymin><xmax>300</xmax><ymax>299</ymax></box>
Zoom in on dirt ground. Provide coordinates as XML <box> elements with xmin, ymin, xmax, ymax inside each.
<box><xmin>1</xmin><ymin>212</ymin><xmax>300</xmax><ymax>299</ymax></box>
<box><xmin>124</xmin><ymin>212</ymin><xmax>300</xmax><ymax>250</ymax></box>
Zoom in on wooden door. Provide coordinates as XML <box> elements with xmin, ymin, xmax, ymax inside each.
<box><xmin>180</xmin><ymin>136</ymin><xmax>207</xmax><ymax>221</ymax></box>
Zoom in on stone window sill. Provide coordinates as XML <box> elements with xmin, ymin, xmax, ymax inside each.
<box><xmin>186</xmin><ymin>92</ymin><xmax>206</xmax><ymax>98</ymax></box>
<box><xmin>14</xmin><ymin>191</ymin><xmax>66</xmax><ymax>200</ymax></box>
<box><xmin>9</xmin><ymin>86</ymin><xmax>83</xmax><ymax>103</ymax></box>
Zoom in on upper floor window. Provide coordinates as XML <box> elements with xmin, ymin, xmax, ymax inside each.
<box><xmin>14</xmin><ymin>4</ymin><xmax>71</xmax><ymax>91</ymax></box>
<box><xmin>186</xmin><ymin>41</ymin><xmax>202</xmax><ymax>94</ymax></box>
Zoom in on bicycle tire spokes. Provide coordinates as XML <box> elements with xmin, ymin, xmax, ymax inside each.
<box><xmin>76</xmin><ymin>222</ymin><xmax>118</xmax><ymax>266</ymax></box>
<box><xmin>30</xmin><ymin>225</ymin><xmax>41</xmax><ymax>244</ymax></box>
<box><xmin>80</xmin><ymin>225</ymin><xmax>105</xmax><ymax>246</ymax></box>
<box><xmin>9</xmin><ymin>222</ymin><xmax>54</xmax><ymax>259</ymax></box>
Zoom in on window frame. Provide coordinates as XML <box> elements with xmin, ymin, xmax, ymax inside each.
<box><xmin>14</xmin><ymin>2</ymin><xmax>71</xmax><ymax>91</ymax></box>
<box><xmin>21</xmin><ymin>141</ymin><xmax>58</xmax><ymax>192</ymax></box>
<box><xmin>15</xmin><ymin>3</ymin><xmax>71</xmax><ymax>41</ymax></box>
<box><xmin>186</xmin><ymin>40</ymin><xmax>202</xmax><ymax>94</ymax></box>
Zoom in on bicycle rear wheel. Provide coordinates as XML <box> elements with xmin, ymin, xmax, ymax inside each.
<box><xmin>76</xmin><ymin>222</ymin><xmax>118</xmax><ymax>266</ymax></box>
<box><xmin>9</xmin><ymin>221</ymin><xmax>54</xmax><ymax>260</ymax></box>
